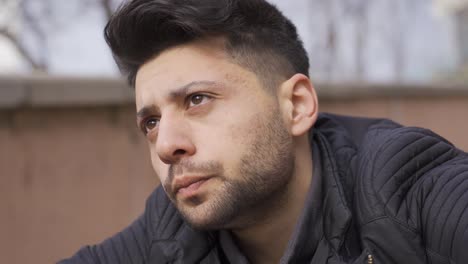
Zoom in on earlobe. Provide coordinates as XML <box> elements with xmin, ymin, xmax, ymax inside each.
<box><xmin>279</xmin><ymin>74</ymin><xmax>318</xmax><ymax>137</ymax></box>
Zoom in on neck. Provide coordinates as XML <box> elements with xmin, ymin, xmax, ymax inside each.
<box><xmin>231</xmin><ymin>135</ymin><xmax>313</xmax><ymax>264</ymax></box>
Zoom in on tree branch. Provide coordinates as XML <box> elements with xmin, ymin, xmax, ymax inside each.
<box><xmin>0</xmin><ymin>27</ymin><xmax>45</xmax><ymax>71</ymax></box>
<box><xmin>100</xmin><ymin>0</ymin><xmax>114</xmax><ymax>20</ymax></box>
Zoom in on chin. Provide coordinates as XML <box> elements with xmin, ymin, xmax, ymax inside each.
<box><xmin>182</xmin><ymin>215</ymin><xmax>226</xmax><ymax>231</ymax></box>
<box><xmin>177</xmin><ymin>201</ymin><xmax>237</xmax><ymax>230</ymax></box>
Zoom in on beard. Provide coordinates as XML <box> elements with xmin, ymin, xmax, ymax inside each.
<box><xmin>163</xmin><ymin>106</ymin><xmax>295</xmax><ymax>230</ymax></box>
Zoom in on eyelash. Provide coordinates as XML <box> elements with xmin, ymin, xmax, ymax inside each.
<box><xmin>140</xmin><ymin>117</ymin><xmax>160</xmax><ymax>135</ymax></box>
<box><xmin>139</xmin><ymin>93</ymin><xmax>214</xmax><ymax>136</ymax></box>
<box><xmin>186</xmin><ymin>93</ymin><xmax>213</xmax><ymax>107</ymax></box>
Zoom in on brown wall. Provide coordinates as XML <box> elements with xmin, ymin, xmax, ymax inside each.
<box><xmin>1</xmin><ymin>92</ymin><xmax>468</xmax><ymax>264</ymax></box>
<box><xmin>0</xmin><ymin>106</ymin><xmax>157</xmax><ymax>264</ymax></box>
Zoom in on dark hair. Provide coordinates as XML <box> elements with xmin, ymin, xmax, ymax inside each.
<box><xmin>104</xmin><ymin>0</ymin><xmax>309</xmax><ymax>89</ymax></box>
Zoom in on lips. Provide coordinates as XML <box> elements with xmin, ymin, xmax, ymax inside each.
<box><xmin>173</xmin><ymin>176</ymin><xmax>212</xmax><ymax>197</ymax></box>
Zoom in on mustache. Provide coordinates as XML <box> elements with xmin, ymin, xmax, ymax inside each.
<box><xmin>164</xmin><ymin>160</ymin><xmax>224</xmax><ymax>191</ymax></box>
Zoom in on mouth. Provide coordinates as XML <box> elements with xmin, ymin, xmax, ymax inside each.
<box><xmin>173</xmin><ymin>176</ymin><xmax>213</xmax><ymax>199</ymax></box>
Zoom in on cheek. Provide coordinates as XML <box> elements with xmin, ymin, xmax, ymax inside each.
<box><xmin>206</xmin><ymin>119</ymin><xmax>254</xmax><ymax>167</ymax></box>
<box><xmin>149</xmin><ymin>147</ymin><xmax>168</xmax><ymax>183</ymax></box>
<box><xmin>190</xmin><ymin>126</ymin><xmax>238</xmax><ymax>169</ymax></box>
<box><xmin>226</xmin><ymin>111</ymin><xmax>261</xmax><ymax>145</ymax></box>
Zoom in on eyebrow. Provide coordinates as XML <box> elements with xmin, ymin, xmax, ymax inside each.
<box><xmin>136</xmin><ymin>105</ymin><xmax>158</xmax><ymax>119</ymax></box>
<box><xmin>136</xmin><ymin>80</ymin><xmax>220</xmax><ymax>119</ymax></box>
<box><xmin>168</xmin><ymin>80</ymin><xmax>218</xmax><ymax>99</ymax></box>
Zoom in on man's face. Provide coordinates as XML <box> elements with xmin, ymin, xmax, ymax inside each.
<box><xmin>135</xmin><ymin>41</ymin><xmax>295</xmax><ymax>230</ymax></box>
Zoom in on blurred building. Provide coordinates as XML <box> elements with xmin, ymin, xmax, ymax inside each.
<box><xmin>0</xmin><ymin>0</ymin><xmax>466</xmax><ymax>84</ymax></box>
<box><xmin>433</xmin><ymin>0</ymin><xmax>468</xmax><ymax>82</ymax></box>
<box><xmin>457</xmin><ymin>6</ymin><xmax>468</xmax><ymax>66</ymax></box>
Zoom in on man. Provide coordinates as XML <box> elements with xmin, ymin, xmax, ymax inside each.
<box><xmin>60</xmin><ymin>0</ymin><xmax>468</xmax><ymax>263</ymax></box>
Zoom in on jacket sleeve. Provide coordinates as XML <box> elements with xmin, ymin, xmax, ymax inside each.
<box><xmin>57</xmin><ymin>187</ymin><xmax>164</xmax><ymax>264</ymax></box>
<box><xmin>421</xmin><ymin>153</ymin><xmax>468</xmax><ymax>264</ymax></box>
<box><xmin>358</xmin><ymin>125</ymin><xmax>468</xmax><ymax>263</ymax></box>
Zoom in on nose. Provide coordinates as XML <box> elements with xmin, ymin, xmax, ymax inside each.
<box><xmin>155</xmin><ymin>115</ymin><xmax>196</xmax><ymax>164</ymax></box>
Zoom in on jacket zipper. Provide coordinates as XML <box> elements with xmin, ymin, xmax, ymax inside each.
<box><xmin>367</xmin><ymin>254</ymin><xmax>374</xmax><ymax>264</ymax></box>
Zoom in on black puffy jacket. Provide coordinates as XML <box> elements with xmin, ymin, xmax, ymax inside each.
<box><xmin>60</xmin><ymin>113</ymin><xmax>468</xmax><ymax>263</ymax></box>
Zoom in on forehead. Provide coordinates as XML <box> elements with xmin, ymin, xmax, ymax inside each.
<box><xmin>134</xmin><ymin>41</ymin><xmax>259</xmax><ymax>108</ymax></box>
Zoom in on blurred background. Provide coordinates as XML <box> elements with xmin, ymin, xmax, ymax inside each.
<box><xmin>0</xmin><ymin>0</ymin><xmax>467</xmax><ymax>263</ymax></box>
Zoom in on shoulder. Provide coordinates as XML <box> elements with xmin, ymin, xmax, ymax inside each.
<box><xmin>349</xmin><ymin>117</ymin><xmax>468</xmax><ymax>262</ymax></box>
<box><xmin>416</xmin><ymin>153</ymin><xmax>468</xmax><ymax>262</ymax></box>
<box><xmin>354</xmin><ymin>121</ymin><xmax>462</xmax><ymax>222</ymax></box>
<box><xmin>316</xmin><ymin>113</ymin><xmax>465</xmax><ymax>227</ymax></box>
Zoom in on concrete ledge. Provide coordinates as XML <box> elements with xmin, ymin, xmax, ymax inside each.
<box><xmin>1</xmin><ymin>74</ymin><xmax>468</xmax><ymax>109</ymax></box>
<box><xmin>318</xmin><ymin>82</ymin><xmax>468</xmax><ymax>100</ymax></box>
<box><xmin>0</xmin><ymin>74</ymin><xmax>134</xmax><ymax>109</ymax></box>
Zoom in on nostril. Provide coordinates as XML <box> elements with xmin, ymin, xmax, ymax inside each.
<box><xmin>173</xmin><ymin>149</ymin><xmax>186</xmax><ymax>156</ymax></box>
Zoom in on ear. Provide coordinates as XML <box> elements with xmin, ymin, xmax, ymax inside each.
<box><xmin>278</xmin><ymin>74</ymin><xmax>318</xmax><ymax>136</ymax></box>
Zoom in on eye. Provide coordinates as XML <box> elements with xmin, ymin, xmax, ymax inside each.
<box><xmin>142</xmin><ymin>117</ymin><xmax>160</xmax><ymax>134</ymax></box>
<box><xmin>188</xmin><ymin>94</ymin><xmax>211</xmax><ymax>107</ymax></box>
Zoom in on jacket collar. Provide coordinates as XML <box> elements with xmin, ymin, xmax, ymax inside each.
<box><xmin>312</xmin><ymin>130</ymin><xmax>353</xmax><ymax>252</ymax></box>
